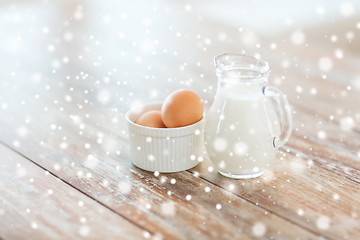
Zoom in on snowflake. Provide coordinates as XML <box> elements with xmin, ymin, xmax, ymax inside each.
<box><xmin>78</xmin><ymin>225</ymin><xmax>90</xmax><ymax>236</ymax></box>
<box><xmin>218</xmin><ymin>161</ymin><xmax>226</xmax><ymax>169</ymax></box>
<box><xmin>17</xmin><ymin>126</ymin><xmax>28</xmax><ymax>137</ymax></box>
<box><xmin>160</xmin><ymin>176</ymin><xmax>167</xmax><ymax>183</ymax></box>
<box><xmin>340</xmin><ymin>3</ymin><xmax>354</xmax><ymax>17</ymax></box>
<box><xmin>234</xmin><ymin>142</ymin><xmax>248</xmax><ymax>156</ymax></box>
<box><xmin>252</xmin><ymin>222</ymin><xmax>266</xmax><ymax>236</ymax></box>
<box><xmin>318</xmin><ymin>57</ymin><xmax>333</xmax><ymax>72</ymax></box>
<box><xmin>1</xmin><ymin>103</ymin><xmax>8</xmax><ymax>110</ymax></box>
<box><xmin>316</xmin><ymin>215</ymin><xmax>330</xmax><ymax>230</ymax></box>
<box><xmin>161</xmin><ymin>201</ymin><xmax>176</xmax><ymax>216</ymax></box>
<box><xmin>334</xmin><ymin>49</ymin><xmax>344</xmax><ymax>59</ymax></box>
<box><xmin>316</xmin><ymin>6</ymin><xmax>325</xmax><ymax>15</ymax></box>
<box><xmin>218</xmin><ymin>32</ymin><xmax>227</xmax><ymax>41</ymax></box>
<box><xmin>118</xmin><ymin>181</ymin><xmax>131</xmax><ymax>194</ymax></box>
<box><xmin>147</xmin><ymin>154</ymin><xmax>155</xmax><ymax>161</ymax></box>
<box><xmin>47</xmin><ymin>44</ymin><xmax>55</xmax><ymax>52</ymax></box>
<box><xmin>31</xmin><ymin>222</ymin><xmax>38</xmax><ymax>229</ymax></box>
<box><xmin>310</xmin><ymin>88</ymin><xmax>317</xmax><ymax>95</ymax></box>
<box><xmin>16</xmin><ymin>167</ymin><xmax>26</xmax><ymax>177</ymax></box>
<box><xmin>83</xmin><ymin>154</ymin><xmax>98</xmax><ymax>169</ymax></box>
<box><xmin>102</xmin><ymin>15</ymin><xmax>112</xmax><ymax>24</ymax></box>
<box><xmin>213</xmin><ymin>137</ymin><xmax>228</xmax><ymax>152</ymax></box>
<box><xmin>317</xmin><ymin>131</ymin><xmax>327</xmax><ymax>140</ymax></box>
<box><xmin>345</xmin><ymin>31</ymin><xmax>354</xmax><ymax>41</ymax></box>
<box><xmin>97</xmin><ymin>90</ymin><xmax>111</xmax><ymax>104</ymax></box>
<box><xmin>242</xmin><ymin>31</ymin><xmax>259</xmax><ymax>47</ymax></box>
<box><xmin>340</xmin><ymin>117</ymin><xmax>355</xmax><ymax>131</ymax></box>
<box><xmin>143</xmin><ymin>232</ymin><xmax>151</xmax><ymax>239</ymax></box>
<box><xmin>291</xmin><ymin>31</ymin><xmax>306</xmax><ymax>45</ymax></box>
<box><xmin>261</xmin><ymin>169</ymin><xmax>274</xmax><ymax>183</ymax></box>
<box><xmin>73</xmin><ymin>6</ymin><xmax>84</xmax><ymax>20</ymax></box>
<box><xmin>297</xmin><ymin>209</ymin><xmax>304</xmax><ymax>216</ymax></box>
<box><xmin>59</xmin><ymin>142</ymin><xmax>68</xmax><ymax>149</ymax></box>
<box><xmin>330</xmin><ymin>35</ymin><xmax>338</xmax><ymax>42</ymax></box>
<box><xmin>80</xmin><ymin>217</ymin><xmax>87</xmax><ymax>223</ymax></box>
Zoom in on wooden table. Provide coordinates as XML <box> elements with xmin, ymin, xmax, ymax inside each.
<box><xmin>1</xmin><ymin>1</ymin><xmax>360</xmax><ymax>239</ymax></box>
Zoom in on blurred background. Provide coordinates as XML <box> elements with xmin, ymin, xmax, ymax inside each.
<box><xmin>1</xmin><ymin>0</ymin><xmax>359</xmax><ymax>143</ymax></box>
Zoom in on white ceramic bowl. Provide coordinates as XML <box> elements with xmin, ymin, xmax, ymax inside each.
<box><xmin>126</xmin><ymin>103</ymin><xmax>204</xmax><ymax>173</ymax></box>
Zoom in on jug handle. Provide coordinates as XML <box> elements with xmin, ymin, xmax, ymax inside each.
<box><xmin>263</xmin><ymin>86</ymin><xmax>293</xmax><ymax>148</ymax></box>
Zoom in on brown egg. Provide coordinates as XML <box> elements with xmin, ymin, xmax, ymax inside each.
<box><xmin>135</xmin><ymin>110</ymin><xmax>167</xmax><ymax>128</ymax></box>
<box><xmin>161</xmin><ymin>89</ymin><xmax>204</xmax><ymax>128</ymax></box>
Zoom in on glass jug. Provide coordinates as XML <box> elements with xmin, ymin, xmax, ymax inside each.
<box><xmin>205</xmin><ymin>53</ymin><xmax>293</xmax><ymax>179</ymax></box>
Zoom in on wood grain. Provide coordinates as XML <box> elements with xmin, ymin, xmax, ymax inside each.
<box><xmin>1</xmin><ymin>0</ymin><xmax>360</xmax><ymax>239</ymax></box>
<box><xmin>2</xmin><ymin>53</ymin><xmax>360</xmax><ymax>239</ymax></box>
<box><xmin>0</xmin><ymin>144</ymin><xmax>147</xmax><ymax>240</ymax></box>
<box><xmin>0</xmin><ymin>93</ymin><xmax>319</xmax><ymax>239</ymax></box>
<box><xmin>190</xmin><ymin>152</ymin><xmax>360</xmax><ymax>240</ymax></box>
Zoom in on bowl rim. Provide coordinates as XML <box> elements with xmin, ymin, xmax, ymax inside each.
<box><xmin>125</xmin><ymin>102</ymin><xmax>205</xmax><ymax>130</ymax></box>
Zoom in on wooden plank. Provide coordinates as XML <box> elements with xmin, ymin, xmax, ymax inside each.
<box><xmin>0</xmin><ymin>144</ymin><xmax>147</xmax><ymax>240</ymax></box>
<box><xmin>1</xmin><ymin>1</ymin><xmax>359</xmax><ymax>239</ymax></box>
<box><xmin>80</xmin><ymin>103</ymin><xmax>360</xmax><ymax>239</ymax></box>
<box><xmin>2</xmin><ymin>64</ymin><xmax>360</xmax><ymax>239</ymax></box>
<box><xmin>0</xmin><ymin>94</ymin><xmax>319</xmax><ymax>239</ymax></box>
<box><xmin>189</xmin><ymin>151</ymin><xmax>360</xmax><ymax>240</ymax></box>
<box><xmin>3</xmin><ymin>102</ymin><xmax>360</xmax><ymax>239</ymax></box>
